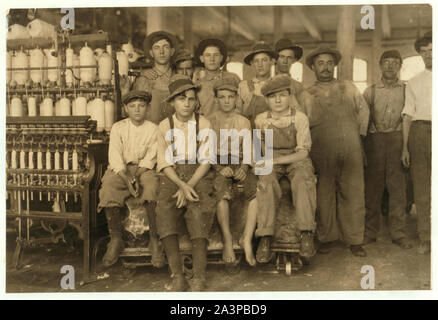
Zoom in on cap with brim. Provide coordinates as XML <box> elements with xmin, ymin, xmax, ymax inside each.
<box><xmin>165</xmin><ymin>75</ymin><xmax>199</xmax><ymax>102</ymax></box>
<box><xmin>379</xmin><ymin>50</ymin><xmax>402</xmax><ymax>64</ymax></box>
<box><xmin>261</xmin><ymin>74</ymin><xmax>292</xmax><ymax>96</ymax></box>
<box><xmin>305</xmin><ymin>46</ymin><xmax>342</xmax><ymax>69</ymax></box>
<box><xmin>243</xmin><ymin>42</ymin><xmax>278</xmax><ymax>65</ymax></box>
<box><xmin>173</xmin><ymin>48</ymin><xmax>193</xmax><ymax>65</ymax></box>
<box><xmin>122</xmin><ymin>90</ymin><xmax>152</xmax><ymax>105</ymax></box>
<box><xmin>275</xmin><ymin>38</ymin><xmax>303</xmax><ymax>61</ymax></box>
<box><xmin>194</xmin><ymin>38</ymin><xmax>228</xmax><ymax>67</ymax></box>
<box><xmin>213</xmin><ymin>75</ymin><xmax>239</xmax><ymax>92</ymax></box>
<box><xmin>143</xmin><ymin>31</ymin><xmax>177</xmax><ymax>59</ymax></box>
<box><xmin>414</xmin><ymin>31</ymin><xmax>432</xmax><ymax>53</ymax></box>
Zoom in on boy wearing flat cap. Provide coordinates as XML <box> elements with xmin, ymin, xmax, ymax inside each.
<box><xmin>362</xmin><ymin>50</ymin><xmax>412</xmax><ymax>250</ymax></box>
<box><xmin>133</xmin><ymin>31</ymin><xmax>176</xmax><ymax>124</ymax></box>
<box><xmin>254</xmin><ymin>74</ymin><xmax>317</xmax><ymax>263</ymax></box>
<box><xmin>98</xmin><ymin>90</ymin><xmax>164</xmax><ymax>268</ymax></box>
<box><xmin>155</xmin><ymin>74</ymin><xmax>216</xmax><ymax>291</ymax></box>
<box><xmin>305</xmin><ymin>46</ymin><xmax>369</xmax><ymax>257</ymax></box>
<box><xmin>210</xmin><ymin>75</ymin><xmax>259</xmax><ymax>267</ymax></box>
<box><xmin>193</xmin><ymin>38</ymin><xmax>241</xmax><ymax>118</ymax></box>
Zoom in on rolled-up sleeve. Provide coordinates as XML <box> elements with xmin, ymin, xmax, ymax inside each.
<box><xmin>350</xmin><ymin>82</ymin><xmax>370</xmax><ymax>136</ymax></box>
<box><xmin>138</xmin><ymin>126</ymin><xmax>158</xmax><ymax>170</ymax></box>
<box><xmin>108</xmin><ymin>123</ymin><xmax>126</xmax><ymax>174</ymax></box>
<box><xmin>402</xmin><ymin>81</ymin><xmax>416</xmax><ymax>117</ymax></box>
<box><xmin>294</xmin><ymin>112</ymin><xmax>312</xmax><ymax>152</ymax></box>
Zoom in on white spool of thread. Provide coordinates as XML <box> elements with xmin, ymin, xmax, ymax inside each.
<box><xmin>27</xmin><ymin>19</ymin><xmax>56</xmax><ymax>39</ymax></box>
<box><xmin>98</xmin><ymin>52</ymin><xmax>112</xmax><ymax>85</ymax></box>
<box><xmin>11</xmin><ymin>150</ymin><xmax>17</xmax><ymax>169</ymax></box>
<box><xmin>104</xmin><ymin>100</ymin><xmax>115</xmax><ymax>132</ymax></box>
<box><xmin>94</xmin><ymin>48</ymin><xmax>104</xmax><ymax>58</ymax></box>
<box><xmin>54</xmin><ymin>150</ymin><xmax>60</xmax><ymax>170</ymax></box>
<box><xmin>116</xmin><ymin>51</ymin><xmax>129</xmax><ymax>77</ymax></box>
<box><xmin>63</xmin><ymin>150</ymin><xmax>69</xmax><ymax>170</ymax></box>
<box><xmin>73</xmin><ymin>54</ymin><xmax>80</xmax><ymax>85</ymax></box>
<box><xmin>72</xmin><ymin>150</ymin><xmax>78</xmax><ymax>171</ymax></box>
<box><xmin>46</xmin><ymin>48</ymin><xmax>59</xmax><ymax>83</ymax></box>
<box><xmin>11</xmin><ymin>96</ymin><xmax>24</xmax><ymax>117</ymax></box>
<box><xmin>106</xmin><ymin>44</ymin><xmax>112</xmax><ymax>56</ymax></box>
<box><xmin>28</xmin><ymin>96</ymin><xmax>37</xmax><ymax>116</ymax></box>
<box><xmin>66</xmin><ymin>46</ymin><xmax>74</xmax><ymax>86</ymax></box>
<box><xmin>55</xmin><ymin>99</ymin><xmax>61</xmax><ymax>116</ymax></box>
<box><xmin>20</xmin><ymin>149</ymin><xmax>26</xmax><ymax>169</ymax></box>
<box><xmin>7</xmin><ymin>51</ymin><xmax>12</xmax><ymax>86</ymax></box>
<box><xmin>93</xmin><ymin>97</ymin><xmax>105</xmax><ymax>132</ymax></box>
<box><xmin>42</xmin><ymin>53</ymin><xmax>48</xmax><ymax>85</ymax></box>
<box><xmin>7</xmin><ymin>24</ymin><xmax>29</xmax><ymax>40</ymax></box>
<box><xmin>59</xmin><ymin>97</ymin><xmax>71</xmax><ymax>116</ymax></box>
<box><xmin>74</xmin><ymin>96</ymin><xmax>87</xmax><ymax>115</ymax></box>
<box><xmin>28</xmin><ymin>150</ymin><xmax>34</xmax><ymax>169</ymax></box>
<box><xmin>80</xmin><ymin>43</ymin><xmax>96</xmax><ymax>84</ymax></box>
<box><xmin>46</xmin><ymin>151</ymin><xmax>52</xmax><ymax>170</ymax></box>
<box><xmin>37</xmin><ymin>149</ymin><xmax>43</xmax><ymax>169</ymax></box>
<box><xmin>41</xmin><ymin>97</ymin><xmax>54</xmax><ymax>116</ymax></box>
<box><xmin>12</xmin><ymin>49</ymin><xmax>29</xmax><ymax>86</ymax></box>
<box><xmin>30</xmin><ymin>48</ymin><xmax>44</xmax><ymax>84</ymax></box>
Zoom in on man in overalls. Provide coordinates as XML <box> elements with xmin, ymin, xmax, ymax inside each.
<box><xmin>133</xmin><ymin>31</ymin><xmax>176</xmax><ymax>124</ymax></box>
<box><xmin>274</xmin><ymin>38</ymin><xmax>311</xmax><ymax>115</ymax></box>
<box><xmin>254</xmin><ymin>74</ymin><xmax>317</xmax><ymax>263</ymax></box>
<box><xmin>363</xmin><ymin>50</ymin><xmax>412</xmax><ymax>249</ymax></box>
<box><xmin>237</xmin><ymin>41</ymin><xmax>278</xmax><ymax>127</ymax></box>
<box><xmin>401</xmin><ymin>31</ymin><xmax>432</xmax><ymax>254</ymax></box>
<box><xmin>305</xmin><ymin>46</ymin><xmax>369</xmax><ymax>257</ymax></box>
<box><xmin>192</xmin><ymin>38</ymin><xmax>241</xmax><ymax>118</ymax></box>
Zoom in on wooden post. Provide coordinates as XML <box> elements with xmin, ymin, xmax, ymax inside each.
<box><xmin>147</xmin><ymin>7</ymin><xmax>164</xmax><ymax>34</ymax></box>
<box><xmin>183</xmin><ymin>7</ymin><xmax>193</xmax><ymax>50</ymax></box>
<box><xmin>371</xmin><ymin>6</ymin><xmax>383</xmax><ymax>85</ymax></box>
<box><xmin>336</xmin><ymin>6</ymin><xmax>355</xmax><ymax>81</ymax></box>
<box><xmin>274</xmin><ymin>6</ymin><xmax>283</xmax><ymax>43</ymax></box>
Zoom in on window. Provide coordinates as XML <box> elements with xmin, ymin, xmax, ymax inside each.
<box><xmin>353</xmin><ymin>58</ymin><xmax>367</xmax><ymax>93</ymax></box>
<box><xmin>226</xmin><ymin>62</ymin><xmax>243</xmax><ymax>80</ymax></box>
<box><xmin>401</xmin><ymin>56</ymin><xmax>425</xmax><ymax>81</ymax></box>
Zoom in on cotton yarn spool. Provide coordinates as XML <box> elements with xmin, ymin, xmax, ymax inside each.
<box><xmin>72</xmin><ymin>54</ymin><xmax>80</xmax><ymax>85</ymax></box>
<box><xmin>10</xmin><ymin>96</ymin><xmax>24</xmax><ymax>117</ymax></box>
<box><xmin>80</xmin><ymin>43</ymin><xmax>96</xmax><ymax>84</ymax></box>
<box><xmin>74</xmin><ymin>96</ymin><xmax>87</xmax><ymax>115</ymax></box>
<box><xmin>28</xmin><ymin>96</ymin><xmax>37</xmax><ymax>116</ymax></box>
<box><xmin>30</xmin><ymin>48</ymin><xmax>44</xmax><ymax>85</ymax></box>
<box><xmin>86</xmin><ymin>98</ymin><xmax>95</xmax><ymax>117</ymax></box>
<box><xmin>59</xmin><ymin>97</ymin><xmax>71</xmax><ymax>116</ymax></box>
<box><xmin>122</xmin><ymin>42</ymin><xmax>139</xmax><ymax>63</ymax></box>
<box><xmin>55</xmin><ymin>99</ymin><xmax>61</xmax><ymax>116</ymax></box>
<box><xmin>12</xmin><ymin>49</ymin><xmax>29</xmax><ymax>86</ymax></box>
<box><xmin>6</xmin><ymin>51</ymin><xmax>12</xmax><ymax>86</ymax></box>
<box><xmin>42</xmin><ymin>53</ymin><xmax>48</xmax><ymax>85</ymax></box>
<box><xmin>116</xmin><ymin>50</ymin><xmax>129</xmax><ymax>77</ymax></box>
<box><xmin>66</xmin><ymin>46</ymin><xmax>74</xmax><ymax>87</ymax></box>
<box><xmin>104</xmin><ymin>99</ymin><xmax>115</xmax><ymax>132</ymax></box>
<box><xmin>41</xmin><ymin>97</ymin><xmax>54</xmax><ymax>116</ymax></box>
<box><xmin>94</xmin><ymin>48</ymin><xmax>104</xmax><ymax>58</ymax></box>
<box><xmin>93</xmin><ymin>97</ymin><xmax>106</xmax><ymax>132</ymax></box>
<box><xmin>46</xmin><ymin>48</ymin><xmax>59</xmax><ymax>83</ymax></box>
<box><xmin>7</xmin><ymin>24</ymin><xmax>30</xmax><ymax>40</ymax></box>
<box><xmin>98</xmin><ymin>51</ymin><xmax>112</xmax><ymax>85</ymax></box>
<box><xmin>27</xmin><ymin>19</ymin><xmax>56</xmax><ymax>39</ymax></box>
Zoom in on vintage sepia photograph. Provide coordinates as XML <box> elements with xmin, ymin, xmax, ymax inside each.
<box><xmin>2</xmin><ymin>1</ymin><xmax>433</xmax><ymax>295</ymax></box>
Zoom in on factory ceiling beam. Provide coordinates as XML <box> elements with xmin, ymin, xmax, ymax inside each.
<box><xmin>291</xmin><ymin>6</ymin><xmax>322</xmax><ymax>41</ymax></box>
<box><xmin>382</xmin><ymin>5</ymin><xmax>391</xmax><ymax>39</ymax></box>
<box><xmin>203</xmin><ymin>7</ymin><xmax>258</xmax><ymax>41</ymax></box>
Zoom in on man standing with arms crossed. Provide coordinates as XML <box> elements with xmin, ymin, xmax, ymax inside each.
<box><xmin>401</xmin><ymin>31</ymin><xmax>432</xmax><ymax>255</ymax></box>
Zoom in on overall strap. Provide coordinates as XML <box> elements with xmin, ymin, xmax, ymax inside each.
<box><xmin>168</xmin><ymin>115</ymin><xmax>175</xmax><ymax>154</ymax></box>
<box><xmin>248</xmin><ymin>80</ymin><xmax>255</xmax><ymax>93</ymax></box>
<box><xmin>195</xmin><ymin>112</ymin><xmax>200</xmax><ymax>136</ymax></box>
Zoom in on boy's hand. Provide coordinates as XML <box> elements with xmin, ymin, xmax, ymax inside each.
<box><xmin>127</xmin><ymin>178</ymin><xmax>140</xmax><ymax>198</ymax></box>
<box><xmin>401</xmin><ymin>148</ymin><xmax>410</xmax><ymax>168</ymax></box>
<box><xmin>234</xmin><ymin>166</ymin><xmax>248</xmax><ymax>182</ymax></box>
<box><xmin>172</xmin><ymin>189</ymin><xmax>187</xmax><ymax>208</ymax></box>
<box><xmin>172</xmin><ymin>183</ymin><xmax>199</xmax><ymax>208</ymax></box>
<box><xmin>220</xmin><ymin>167</ymin><xmax>234</xmax><ymax>178</ymax></box>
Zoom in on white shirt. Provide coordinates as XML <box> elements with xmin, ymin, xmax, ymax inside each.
<box><xmin>402</xmin><ymin>69</ymin><xmax>432</xmax><ymax>121</ymax></box>
<box><xmin>108</xmin><ymin>118</ymin><xmax>159</xmax><ymax>173</ymax></box>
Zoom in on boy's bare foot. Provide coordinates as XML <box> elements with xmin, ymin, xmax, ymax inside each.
<box><xmin>222</xmin><ymin>240</ymin><xmax>236</xmax><ymax>265</ymax></box>
<box><xmin>239</xmin><ymin>237</ymin><xmax>256</xmax><ymax>267</ymax></box>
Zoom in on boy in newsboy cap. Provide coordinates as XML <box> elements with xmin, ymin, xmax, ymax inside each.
<box><xmin>155</xmin><ymin>74</ymin><xmax>216</xmax><ymax>291</ymax></box>
<box><xmin>254</xmin><ymin>74</ymin><xmax>317</xmax><ymax>263</ymax></box>
<box><xmin>98</xmin><ymin>90</ymin><xmax>164</xmax><ymax>268</ymax></box>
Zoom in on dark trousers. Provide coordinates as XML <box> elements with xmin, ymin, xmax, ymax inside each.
<box><xmin>364</xmin><ymin>131</ymin><xmax>406</xmax><ymax>240</ymax></box>
<box><xmin>409</xmin><ymin>121</ymin><xmax>431</xmax><ymax>241</ymax></box>
<box><xmin>311</xmin><ymin>126</ymin><xmax>366</xmax><ymax>245</ymax></box>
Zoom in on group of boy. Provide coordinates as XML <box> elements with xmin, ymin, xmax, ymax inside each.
<box><xmin>98</xmin><ymin>30</ymin><xmax>432</xmax><ymax>291</ymax></box>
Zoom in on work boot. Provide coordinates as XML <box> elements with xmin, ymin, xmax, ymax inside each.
<box><xmin>149</xmin><ymin>235</ymin><xmax>166</xmax><ymax>268</ymax></box>
<box><xmin>392</xmin><ymin>237</ymin><xmax>412</xmax><ymax>249</ymax></box>
<box><xmin>363</xmin><ymin>236</ymin><xmax>377</xmax><ymax>245</ymax></box>
<box><xmin>417</xmin><ymin>241</ymin><xmax>431</xmax><ymax>255</ymax></box>
<box><xmin>316</xmin><ymin>240</ymin><xmax>332</xmax><ymax>254</ymax></box>
<box><xmin>103</xmin><ymin>207</ymin><xmax>125</xmax><ymax>267</ymax></box>
<box><xmin>299</xmin><ymin>231</ymin><xmax>316</xmax><ymax>258</ymax></box>
<box><xmin>350</xmin><ymin>245</ymin><xmax>367</xmax><ymax>257</ymax></box>
<box><xmin>256</xmin><ymin>236</ymin><xmax>273</xmax><ymax>263</ymax></box>
<box><xmin>191</xmin><ymin>276</ymin><xmax>207</xmax><ymax>292</ymax></box>
<box><xmin>165</xmin><ymin>274</ymin><xmax>189</xmax><ymax>292</ymax></box>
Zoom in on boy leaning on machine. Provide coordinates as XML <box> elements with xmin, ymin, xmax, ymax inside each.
<box><xmin>98</xmin><ymin>90</ymin><xmax>165</xmax><ymax>269</ymax></box>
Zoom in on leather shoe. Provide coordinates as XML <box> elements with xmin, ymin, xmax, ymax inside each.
<box><xmin>363</xmin><ymin>236</ymin><xmax>377</xmax><ymax>245</ymax></box>
<box><xmin>256</xmin><ymin>236</ymin><xmax>273</xmax><ymax>263</ymax></box>
<box><xmin>300</xmin><ymin>231</ymin><xmax>316</xmax><ymax>258</ymax></box>
<box><xmin>392</xmin><ymin>237</ymin><xmax>412</xmax><ymax>249</ymax></box>
<box><xmin>190</xmin><ymin>276</ymin><xmax>207</xmax><ymax>292</ymax></box>
<box><xmin>103</xmin><ymin>237</ymin><xmax>125</xmax><ymax>267</ymax></box>
<box><xmin>316</xmin><ymin>240</ymin><xmax>332</xmax><ymax>254</ymax></box>
<box><xmin>350</xmin><ymin>245</ymin><xmax>367</xmax><ymax>257</ymax></box>
<box><xmin>165</xmin><ymin>275</ymin><xmax>189</xmax><ymax>292</ymax></box>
